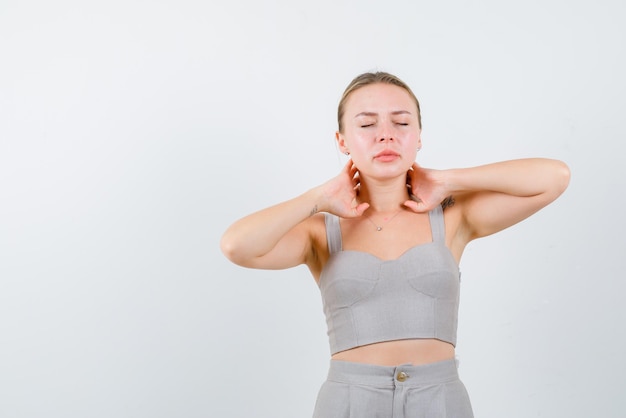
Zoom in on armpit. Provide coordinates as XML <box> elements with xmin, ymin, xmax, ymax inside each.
<box><xmin>441</xmin><ymin>195</ymin><xmax>455</xmax><ymax>210</ymax></box>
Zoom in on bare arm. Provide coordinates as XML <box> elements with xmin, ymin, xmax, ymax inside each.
<box><xmin>220</xmin><ymin>161</ymin><xmax>369</xmax><ymax>270</ymax></box>
<box><xmin>405</xmin><ymin>158</ymin><xmax>571</xmax><ymax>240</ymax></box>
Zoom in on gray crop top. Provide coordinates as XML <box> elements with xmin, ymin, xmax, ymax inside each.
<box><xmin>319</xmin><ymin>206</ymin><xmax>461</xmax><ymax>355</ymax></box>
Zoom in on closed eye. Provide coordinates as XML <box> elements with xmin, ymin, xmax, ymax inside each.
<box><xmin>361</xmin><ymin>124</ymin><xmax>374</xmax><ymax>128</ymax></box>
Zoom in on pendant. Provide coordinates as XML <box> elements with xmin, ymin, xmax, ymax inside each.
<box><xmin>376</xmin><ymin>227</ymin><xmax>382</xmax><ymax>231</ymax></box>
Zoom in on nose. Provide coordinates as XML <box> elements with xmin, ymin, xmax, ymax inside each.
<box><xmin>377</xmin><ymin>121</ymin><xmax>397</xmax><ymax>142</ymax></box>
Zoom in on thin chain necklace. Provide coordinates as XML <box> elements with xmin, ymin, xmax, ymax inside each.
<box><xmin>365</xmin><ymin>208</ymin><xmax>404</xmax><ymax>231</ymax></box>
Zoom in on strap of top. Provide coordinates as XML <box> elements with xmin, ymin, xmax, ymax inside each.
<box><xmin>325</xmin><ymin>207</ymin><xmax>443</xmax><ymax>252</ymax></box>
<box><xmin>428</xmin><ymin>205</ymin><xmax>446</xmax><ymax>242</ymax></box>
<box><xmin>324</xmin><ymin>213</ymin><xmax>343</xmax><ymax>254</ymax></box>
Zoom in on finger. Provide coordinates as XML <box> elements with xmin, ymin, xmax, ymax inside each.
<box><xmin>354</xmin><ymin>202</ymin><xmax>370</xmax><ymax>216</ymax></box>
<box><xmin>406</xmin><ymin>169</ymin><xmax>413</xmax><ymax>185</ymax></box>
<box><xmin>408</xmin><ymin>164</ymin><xmax>424</xmax><ymax>191</ymax></box>
<box><xmin>403</xmin><ymin>200</ymin><xmax>418</xmax><ymax>212</ymax></box>
<box><xmin>351</xmin><ymin>168</ymin><xmax>360</xmax><ymax>187</ymax></box>
<box><xmin>403</xmin><ymin>199</ymin><xmax>428</xmax><ymax>213</ymax></box>
<box><xmin>350</xmin><ymin>164</ymin><xmax>359</xmax><ymax>179</ymax></box>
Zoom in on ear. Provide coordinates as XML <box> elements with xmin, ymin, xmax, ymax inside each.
<box><xmin>336</xmin><ymin>131</ymin><xmax>349</xmax><ymax>154</ymax></box>
<box><xmin>416</xmin><ymin>130</ymin><xmax>422</xmax><ymax>151</ymax></box>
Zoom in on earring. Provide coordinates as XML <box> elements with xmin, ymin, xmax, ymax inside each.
<box><xmin>344</xmin><ymin>152</ymin><xmax>350</xmax><ymax>155</ymax></box>
<box><xmin>416</xmin><ymin>146</ymin><xmax>422</xmax><ymax>152</ymax></box>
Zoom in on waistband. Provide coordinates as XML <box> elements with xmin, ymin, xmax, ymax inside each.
<box><xmin>327</xmin><ymin>358</ymin><xmax>459</xmax><ymax>388</ymax></box>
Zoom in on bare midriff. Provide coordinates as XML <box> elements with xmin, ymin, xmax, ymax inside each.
<box><xmin>331</xmin><ymin>339</ymin><xmax>455</xmax><ymax>366</ymax></box>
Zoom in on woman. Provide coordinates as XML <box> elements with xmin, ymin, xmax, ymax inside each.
<box><xmin>220</xmin><ymin>72</ymin><xmax>570</xmax><ymax>417</ymax></box>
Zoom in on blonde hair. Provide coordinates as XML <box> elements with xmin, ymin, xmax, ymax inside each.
<box><xmin>337</xmin><ymin>72</ymin><xmax>422</xmax><ymax>133</ymax></box>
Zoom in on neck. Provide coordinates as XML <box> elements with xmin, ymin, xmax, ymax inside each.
<box><xmin>358</xmin><ymin>176</ymin><xmax>410</xmax><ymax>213</ymax></box>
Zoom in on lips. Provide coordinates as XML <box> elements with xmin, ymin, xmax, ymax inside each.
<box><xmin>374</xmin><ymin>150</ymin><xmax>400</xmax><ymax>161</ymax></box>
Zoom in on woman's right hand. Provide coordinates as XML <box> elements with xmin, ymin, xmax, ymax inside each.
<box><xmin>319</xmin><ymin>160</ymin><xmax>370</xmax><ymax>218</ymax></box>
<box><xmin>221</xmin><ymin>160</ymin><xmax>368</xmax><ymax>270</ymax></box>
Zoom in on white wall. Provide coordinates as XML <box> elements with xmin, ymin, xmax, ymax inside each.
<box><xmin>1</xmin><ymin>1</ymin><xmax>625</xmax><ymax>417</ymax></box>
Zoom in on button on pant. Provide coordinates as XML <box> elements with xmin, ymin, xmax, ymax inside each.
<box><xmin>312</xmin><ymin>358</ymin><xmax>473</xmax><ymax>418</ymax></box>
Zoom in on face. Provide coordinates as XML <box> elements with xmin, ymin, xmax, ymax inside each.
<box><xmin>336</xmin><ymin>83</ymin><xmax>422</xmax><ymax>179</ymax></box>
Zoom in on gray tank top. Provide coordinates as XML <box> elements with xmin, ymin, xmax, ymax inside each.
<box><xmin>319</xmin><ymin>206</ymin><xmax>461</xmax><ymax>355</ymax></box>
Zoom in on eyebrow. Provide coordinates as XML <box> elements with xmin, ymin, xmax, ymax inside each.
<box><xmin>354</xmin><ymin>110</ymin><xmax>412</xmax><ymax>118</ymax></box>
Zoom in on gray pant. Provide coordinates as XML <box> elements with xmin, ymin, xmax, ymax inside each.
<box><xmin>313</xmin><ymin>358</ymin><xmax>473</xmax><ymax>418</ymax></box>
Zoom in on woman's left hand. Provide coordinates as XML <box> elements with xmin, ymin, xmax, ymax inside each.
<box><xmin>403</xmin><ymin>163</ymin><xmax>451</xmax><ymax>213</ymax></box>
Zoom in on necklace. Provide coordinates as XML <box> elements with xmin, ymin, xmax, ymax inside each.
<box><xmin>365</xmin><ymin>209</ymin><xmax>403</xmax><ymax>231</ymax></box>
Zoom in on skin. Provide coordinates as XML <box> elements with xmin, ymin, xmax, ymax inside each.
<box><xmin>221</xmin><ymin>83</ymin><xmax>571</xmax><ymax>366</ymax></box>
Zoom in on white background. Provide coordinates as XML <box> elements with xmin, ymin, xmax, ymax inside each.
<box><xmin>1</xmin><ymin>1</ymin><xmax>625</xmax><ymax>417</ymax></box>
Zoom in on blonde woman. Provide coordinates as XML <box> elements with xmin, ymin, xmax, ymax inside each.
<box><xmin>221</xmin><ymin>72</ymin><xmax>570</xmax><ymax>417</ymax></box>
